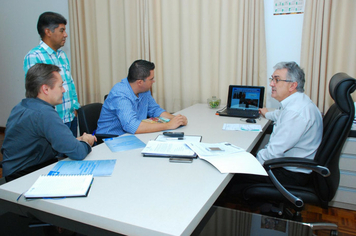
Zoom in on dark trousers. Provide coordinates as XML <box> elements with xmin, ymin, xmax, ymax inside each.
<box><xmin>227</xmin><ymin>168</ymin><xmax>311</xmax><ymax>197</ymax></box>
<box><xmin>5</xmin><ymin>158</ymin><xmax>58</xmax><ymax>182</ymax></box>
<box><xmin>65</xmin><ymin>116</ymin><xmax>78</xmax><ymax>137</ymax></box>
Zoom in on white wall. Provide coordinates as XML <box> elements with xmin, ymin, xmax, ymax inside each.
<box><xmin>264</xmin><ymin>0</ymin><xmax>304</xmax><ymax>108</ymax></box>
<box><xmin>0</xmin><ymin>0</ymin><xmax>304</xmax><ymax>127</ymax></box>
<box><xmin>0</xmin><ymin>0</ymin><xmax>70</xmax><ymax>127</ymax></box>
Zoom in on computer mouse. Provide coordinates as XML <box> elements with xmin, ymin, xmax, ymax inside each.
<box><xmin>246</xmin><ymin>118</ymin><xmax>256</xmax><ymax>123</ymax></box>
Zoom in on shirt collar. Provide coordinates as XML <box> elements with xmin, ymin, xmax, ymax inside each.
<box><xmin>122</xmin><ymin>78</ymin><xmax>142</xmax><ymax>101</ymax></box>
<box><xmin>22</xmin><ymin>97</ymin><xmax>55</xmax><ymax>109</ymax></box>
<box><xmin>39</xmin><ymin>40</ymin><xmax>62</xmax><ymax>56</ymax></box>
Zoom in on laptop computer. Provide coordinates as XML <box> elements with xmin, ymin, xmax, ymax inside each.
<box><xmin>218</xmin><ymin>85</ymin><xmax>265</xmax><ymax>118</ymax></box>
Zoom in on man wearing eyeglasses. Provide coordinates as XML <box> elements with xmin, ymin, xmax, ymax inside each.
<box><xmin>256</xmin><ymin>61</ymin><xmax>323</xmax><ymax>186</ymax></box>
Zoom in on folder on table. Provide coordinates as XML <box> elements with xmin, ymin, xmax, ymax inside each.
<box><xmin>24</xmin><ymin>174</ymin><xmax>94</xmax><ymax>199</ymax></box>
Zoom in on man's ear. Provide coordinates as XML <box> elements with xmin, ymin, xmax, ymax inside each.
<box><xmin>289</xmin><ymin>81</ymin><xmax>298</xmax><ymax>92</ymax></box>
<box><xmin>136</xmin><ymin>79</ymin><xmax>144</xmax><ymax>86</ymax></box>
<box><xmin>40</xmin><ymin>84</ymin><xmax>50</xmax><ymax>95</ymax></box>
<box><xmin>44</xmin><ymin>28</ymin><xmax>52</xmax><ymax>38</ymax></box>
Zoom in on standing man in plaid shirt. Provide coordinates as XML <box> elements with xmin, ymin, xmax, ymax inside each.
<box><xmin>24</xmin><ymin>12</ymin><xmax>80</xmax><ymax>137</ymax></box>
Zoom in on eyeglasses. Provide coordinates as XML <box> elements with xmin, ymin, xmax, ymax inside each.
<box><xmin>269</xmin><ymin>76</ymin><xmax>294</xmax><ymax>84</ymax></box>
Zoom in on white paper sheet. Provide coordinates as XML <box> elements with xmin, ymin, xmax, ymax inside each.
<box><xmin>200</xmin><ymin>153</ymin><xmax>267</xmax><ymax>175</ymax></box>
<box><xmin>187</xmin><ymin>142</ymin><xmax>267</xmax><ymax>175</ymax></box>
<box><xmin>223</xmin><ymin>123</ymin><xmax>262</xmax><ymax>132</ymax></box>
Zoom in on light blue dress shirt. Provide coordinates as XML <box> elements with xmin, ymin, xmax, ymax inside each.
<box><xmin>257</xmin><ymin>92</ymin><xmax>323</xmax><ymax>174</ymax></box>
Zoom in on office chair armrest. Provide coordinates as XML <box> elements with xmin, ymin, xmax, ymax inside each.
<box><xmin>263</xmin><ymin>158</ymin><xmax>330</xmax><ymax>208</ymax></box>
<box><xmin>264</xmin><ymin>168</ymin><xmax>304</xmax><ymax>208</ymax></box>
<box><xmin>264</xmin><ymin>158</ymin><xmax>330</xmax><ymax>177</ymax></box>
<box><xmin>264</xmin><ymin>168</ymin><xmax>304</xmax><ymax>207</ymax></box>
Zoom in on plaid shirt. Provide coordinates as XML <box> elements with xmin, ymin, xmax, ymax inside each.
<box><xmin>23</xmin><ymin>41</ymin><xmax>80</xmax><ymax>123</ymax></box>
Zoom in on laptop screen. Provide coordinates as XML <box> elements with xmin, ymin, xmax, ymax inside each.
<box><xmin>227</xmin><ymin>85</ymin><xmax>265</xmax><ymax>110</ymax></box>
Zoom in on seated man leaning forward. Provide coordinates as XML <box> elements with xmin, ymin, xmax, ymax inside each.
<box><xmin>256</xmin><ymin>61</ymin><xmax>323</xmax><ymax>186</ymax></box>
<box><xmin>1</xmin><ymin>63</ymin><xmax>96</xmax><ymax>182</ymax></box>
<box><xmin>97</xmin><ymin>59</ymin><xmax>188</xmax><ymax>136</ymax></box>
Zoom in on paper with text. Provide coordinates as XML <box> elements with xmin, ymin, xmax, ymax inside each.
<box><xmin>48</xmin><ymin>160</ymin><xmax>116</xmax><ymax>176</ymax></box>
<box><xmin>223</xmin><ymin>123</ymin><xmax>262</xmax><ymax>132</ymax></box>
<box><xmin>187</xmin><ymin>142</ymin><xmax>266</xmax><ymax>175</ymax></box>
<box><xmin>142</xmin><ymin>141</ymin><xmax>196</xmax><ymax>157</ymax></box>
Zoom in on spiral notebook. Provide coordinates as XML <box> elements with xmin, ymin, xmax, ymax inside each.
<box><xmin>24</xmin><ymin>174</ymin><xmax>94</xmax><ymax>199</ymax></box>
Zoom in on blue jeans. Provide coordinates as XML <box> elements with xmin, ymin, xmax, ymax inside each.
<box><xmin>65</xmin><ymin>116</ymin><xmax>78</xmax><ymax>137</ymax></box>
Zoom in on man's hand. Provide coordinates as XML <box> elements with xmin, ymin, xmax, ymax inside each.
<box><xmin>167</xmin><ymin>114</ymin><xmax>188</xmax><ymax>129</ymax></box>
<box><xmin>78</xmin><ymin>132</ymin><xmax>97</xmax><ymax>146</ymax></box>
<box><xmin>259</xmin><ymin>108</ymin><xmax>268</xmax><ymax>118</ymax></box>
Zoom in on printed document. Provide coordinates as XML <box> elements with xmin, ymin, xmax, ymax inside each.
<box><xmin>187</xmin><ymin>142</ymin><xmax>267</xmax><ymax>176</ymax></box>
<box><xmin>48</xmin><ymin>160</ymin><xmax>116</xmax><ymax>176</ymax></box>
<box><xmin>142</xmin><ymin>141</ymin><xmax>196</xmax><ymax>157</ymax></box>
<box><xmin>223</xmin><ymin>123</ymin><xmax>262</xmax><ymax>132</ymax></box>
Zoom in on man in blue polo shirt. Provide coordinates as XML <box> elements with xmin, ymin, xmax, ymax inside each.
<box><xmin>97</xmin><ymin>60</ymin><xmax>188</xmax><ymax>136</ymax></box>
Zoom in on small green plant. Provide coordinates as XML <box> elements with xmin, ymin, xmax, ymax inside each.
<box><xmin>208</xmin><ymin>96</ymin><xmax>220</xmax><ymax>108</ymax></box>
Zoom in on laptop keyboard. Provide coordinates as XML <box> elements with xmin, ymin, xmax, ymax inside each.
<box><xmin>227</xmin><ymin>109</ymin><xmax>260</xmax><ymax>118</ymax></box>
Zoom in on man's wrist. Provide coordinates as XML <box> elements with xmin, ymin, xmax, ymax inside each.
<box><xmin>80</xmin><ymin>140</ymin><xmax>92</xmax><ymax>147</ymax></box>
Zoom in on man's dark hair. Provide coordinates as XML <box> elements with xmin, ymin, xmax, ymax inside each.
<box><xmin>25</xmin><ymin>63</ymin><xmax>61</xmax><ymax>98</ymax></box>
<box><xmin>37</xmin><ymin>12</ymin><xmax>67</xmax><ymax>39</ymax></box>
<box><xmin>127</xmin><ymin>60</ymin><xmax>155</xmax><ymax>83</ymax></box>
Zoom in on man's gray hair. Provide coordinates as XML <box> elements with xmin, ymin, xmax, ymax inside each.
<box><xmin>274</xmin><ymin>61</ymin><xmax>305</xmax><ymax>92</ymax></box>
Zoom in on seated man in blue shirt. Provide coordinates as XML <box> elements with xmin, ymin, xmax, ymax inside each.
<box><xmin>97</xmin><ymin>60</ymin><xmax>188</xmax><ymax>136</ymax></box>
<box><xmin>1</xmin><ymin>64</ymin><xmax>96</xmax><ymax>182</ymax></box>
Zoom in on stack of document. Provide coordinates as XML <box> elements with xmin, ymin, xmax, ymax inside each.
<box><xmin>141</xmin><ymin>141</ymin><xmax>197</xmax><ymax>158</ymax></box>
<box><xmin>141</xmin><ymin>137</ymin><xmax>267</xmax><ymax>176</ymax></box>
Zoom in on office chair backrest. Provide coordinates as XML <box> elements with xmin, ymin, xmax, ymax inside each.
<box><xmin>313</xmin><ymin>73</ymin><xmax>356</xmax><ymax>206</ymax></box>
<box><xmin>77</xmin><ymin>103</ymin><xmax>103</xmax><ymax>136</ymax></box>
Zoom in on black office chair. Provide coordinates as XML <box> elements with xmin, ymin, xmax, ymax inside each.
<box><xmin>241</xmin><ymin>73</ymin><xmax>356</xmax><ymax>233</ymax></box>
<box><xmin>77</xmin><ymin>103</ymin><xmax>117</xmax><ymax>145</ymax></box>
<box><xmin>0</xmin><ymin>161</ymin><xmax>5</xmax><ymax>185</ymax></box>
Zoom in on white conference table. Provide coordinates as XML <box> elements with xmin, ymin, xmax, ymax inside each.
<box><xmin>0</xmin><ymin>103</ymin><xmax>271</xmax><ymax>236</ymax></box>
